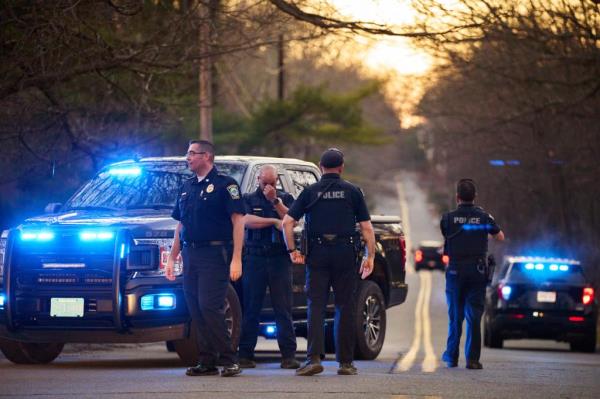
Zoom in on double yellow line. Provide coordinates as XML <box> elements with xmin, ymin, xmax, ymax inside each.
<box><xmin>394</xmin><ymin>176</ymin><xmax>437</xmax><ymax>373</ymax></box>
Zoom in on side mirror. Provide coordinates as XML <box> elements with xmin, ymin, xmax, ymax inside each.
<box><xmin>44</xmin><ymin>203</ymin><xmax>63</xmax><ymax>214</ymax></box>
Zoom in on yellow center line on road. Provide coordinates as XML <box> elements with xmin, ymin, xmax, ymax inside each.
<box><xmin>396</xmin><ymin>271</ymin><xmax>425</xmax><ymax>372</ymax></box>
<box><xmin>421</xmin><ymin>271</ymin><xmax>437</xmax><ymax>372</ymax></box>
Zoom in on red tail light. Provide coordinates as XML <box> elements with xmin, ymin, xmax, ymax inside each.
<box><xmin>569</xmin><ymin>316</ymin><xmax>585</xmax><ymax>322</ymax></box>
<box><xmin>582</xmin><ymin>287</ymin><xmax>594</xmax><ymax>305</ymax></box>
<box><xmin>399</xmin><ymin>238</ymin><xmax>406</xmax><ymax>270</ymax></box>
<box><xmin>442</xmin><ymin>255</ymin><xmax>450</xmax><ymax>265</ymax></box>
<box><xmin>415</xmin><ymin>250</ymin><xmax>423</xmax><ymax>263</ymax></box>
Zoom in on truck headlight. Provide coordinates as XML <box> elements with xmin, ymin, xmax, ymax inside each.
<box><xmin>130</xmin><ymin>238</ymin><xmax>183</xmax><ymax>278</ymax></box>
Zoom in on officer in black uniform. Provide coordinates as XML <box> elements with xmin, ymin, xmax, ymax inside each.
<box><xmin>282</xmin><ymin>148</ymin><xmax>376</xmax><ymax>376</ymax></box>
<box><xmin>441</xmin><ymin>178</ymin><xmax>504</xmax><ymax>370</ymax></box>
<box><xmin>237</xmin><ymin>164</ymin><xmax>300</xmax><ymax>369</ymax></box>
<box><xmin>166</xmin><ymin>140</ymin><xmax>245</xmax><ymax>377</ymax></box>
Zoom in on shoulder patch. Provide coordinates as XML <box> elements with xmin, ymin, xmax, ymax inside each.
<box><xmin>227</xmin><ymin>184</ymin><xmax>240</xmax><ymax>200</ymax></box>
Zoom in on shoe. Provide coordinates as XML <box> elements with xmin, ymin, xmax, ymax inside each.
<box><xmin>466</xmin><ymin>360</ymin><xmax>483</xmax><ymax>370</ymax></box>
<box><xmin>280</xmin><ymin>357</ymin><xmax>301</xmax><ymax>369</ymax></box>
<box><xmin>445</xmin><ymin>360</ymin><xmax>458</xmax><ymax>368</ymax></box>
<box><xmin>185</xmin><ymin>364</ymin><xmax>219</xmax><ymax>376</ymax></box>
<box><xmin>221</xmin><ymin>363</ymin><xmax>242</xmax><ymax>377</ymax></box>
<box><xmin>239</xmin><ymin>358</ymin><xmax>256</xmax><ymax>368</ymax></box>
<box><xmin>295</xmin><ymin>360</ymin><xmax>324</xmax><ymax>376</ymax></box>
<box><xmin>337</xmin><ymin>362</ymin><xmax>358</xmax><ymax>375</ymax></box>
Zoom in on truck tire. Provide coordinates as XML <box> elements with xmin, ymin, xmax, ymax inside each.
<box><xmin>354</xmin><ymin>280</ymin><xmax>386</xmax><ymax>360</ymax></box>
<box><xmin>174</xmin><ymin>284</ymin><xmax>242</xmax><ymax>366</ymax></box>
<box><xmin>0</xmin><ymin>338</ymin><xmax>64</xmax><ymax>364</ymax></box>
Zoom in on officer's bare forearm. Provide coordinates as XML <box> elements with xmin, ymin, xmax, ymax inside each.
<box><xmin>170</xmin><ymin>223</ymin><xmax>182</xmax><ymax>260</ymax></box>
<box><xmin>243</xmin><ymin>214</ymin><xmax>280</xmax><ymax>229</ymax></box>
<box><xmin>359</xmin><ymin>221</ymin><xmax>376</xmax><ymax>259</ymax></box>
<box><xmin>273</xmin><ymin>202</ymin><xmax>289</xmax><ymax>219</ymax></box>
<box><xmin>231</xmin><ymin>213</ymin><xmax>245</xmax><ymax>261</ymax></box>
<box><xmin>282</xmin><ymin>215</ymin><xmax>297</xmax><ymax>250</ymax></box>
<box><xmin>492</xmin><ymin>230</ymin><xmax>505</xmax><ymax>241</ymax></box>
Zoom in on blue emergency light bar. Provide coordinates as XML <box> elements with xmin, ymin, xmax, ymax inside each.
<box><xmin>0</xmin><ymin>293</ymin><xmax>5</xmax><ymax>309</ymax></box>
<box><xmin>524</xmin><ymin>262</ymin><xmax>569</xmax><ymax>272</ymax></box>
<box><xmin>462</xmin><ymin>224</ymin><xmax>493</xmax><ymax>231</ymax></box>
<box><xmin>108</xmin><ymin>166</ymin><xmax>142</xmax><ymax>176</ymax></box>
<box><xmin>264</xmin><ymin>324</ymin><xmax>277</xmax><ymax>337</ymax></box>
<box><xmin>20</xmin><ymin>231</ymin><xmax>55</xmax><ymax>242</ymax></box>
<box><xmin>79</xmin><ymin>231</ymin><xmax>114</xmax><ymax>241</ymax></box>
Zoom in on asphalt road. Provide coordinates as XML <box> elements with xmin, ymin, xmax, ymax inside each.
<box><xmin>1</xmin><ymin>172</ymin><xmax>598</xmax><ymax>398</ymax></box>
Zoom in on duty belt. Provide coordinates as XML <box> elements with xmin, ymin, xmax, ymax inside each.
<box><xmin>184</xmin><ymin>240</ymin><xmax>233</xmax><ymax>248</ymax></box>
<box><xmin>244</xmin><ymin>244</ymin><xmax>287</xmax><ymax>256</ymax></box>
<box><xmin>310</xmin><ymin>234</ymin><xmax>357</xmax><ymax>246</ymax></box>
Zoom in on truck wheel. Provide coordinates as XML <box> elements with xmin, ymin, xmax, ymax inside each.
<box><xmin>174</xmin><ymin>284</ymin><xmax>242</xmax><ymax>366</ymax></box>
<box><xmin>165</xmin><ymin>341</ymin><xmax>176</xmax><ymax>352</ymax></box>
<box><xmin>354</xmin><ymin>280</ymin><xmax>386</xmax><ymax>360</ymax></box>
<box><xmin>0</xmin><ymin>338</ymin><xmax>64</xmax><ymax>364</ymax></box>
<box><xmin>484</xmin><ymin>317</ymin><xmax>503</xmax><ymax>349</ymax></box>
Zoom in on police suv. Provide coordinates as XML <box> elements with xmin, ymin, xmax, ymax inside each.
<box><xmin>484</xmin><ymin>256</ymin><xmax>597</xmax><ymax>352</ymax></box>
<box><xmin>0</xmin><ymin>156</ymin><xmax>408</xmax><ymax>365</ymax></box>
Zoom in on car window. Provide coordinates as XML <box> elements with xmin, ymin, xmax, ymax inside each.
<box><xmin>288</xmin><ymin>169</ymin><xmax>318</xmax><ymax>195</ymax></box>
<box><xmin>508</xmin><ymin>262</ymin><xmax>586</xmax><ymax>284</ymax></box>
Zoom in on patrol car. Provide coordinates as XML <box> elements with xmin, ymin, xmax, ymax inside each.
<box><xmin>0</xmin><ymin>156</ymin><xmax>408</xmax><ymax>364</ymax></box>
<box><xmin>484</xmin><ymin>256</ymin><xmax>597</xmax><ymax>352</ymax></box>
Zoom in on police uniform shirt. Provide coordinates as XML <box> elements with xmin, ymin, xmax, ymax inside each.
<box><xmin>440</xmin><ymin>203</ymin><xmax>500</xmax><ymax>260</ymax></box>
<box><xmin>243</xmin><ymin>188</ymin><xmax>294</xmax><ymax>246</ymax></box>
<box><xmin>172</xmin><ymin>166</ymin><xmax>245</xmax><ymax>242</ymax></box>
<box><xmin>287</xmin><ymin>173</ymin><xmax>370</xmax><ymax>235</ymax></box>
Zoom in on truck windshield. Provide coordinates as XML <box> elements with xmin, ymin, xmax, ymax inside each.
<box><xmin>64</xmin><ymin>162</ymin><xmax>247</xmax><ymax>211</ymax></box>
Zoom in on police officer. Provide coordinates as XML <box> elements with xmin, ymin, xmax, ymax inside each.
<box><xmin>166</xmin><ymin>140</ymin><xmax>245</xmax><ymax>377</ymax></box>
<box><xmin>237</xmin><ymin>164</ymin><xmax>300</xmax><ymax>369</ymax></box>
<box><xmin>441</xmin><ymin>178</ymin><xmax>504</xmax><ymax>370</ymax></box>
<box><xmin>282</xmin><ymin>148</ymin><xmax>376</xmax><ymax>376</ymax></box>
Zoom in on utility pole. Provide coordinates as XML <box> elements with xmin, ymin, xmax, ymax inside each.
<box><xmin>277</xmin><ymin>34</ymin><xmax>285</xmax><ymax>101</ymax></box>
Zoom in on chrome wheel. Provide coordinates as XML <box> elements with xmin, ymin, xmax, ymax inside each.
<box><xmin>362</xmin><ymin>295</ymin><xmax>382</xmax><ymax>348</ymax></box>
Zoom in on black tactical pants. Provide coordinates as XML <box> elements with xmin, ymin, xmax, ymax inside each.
<box><xmin>442</xmin><ymin>263</ymin><xmax>486</xmax><ymax>363</ymax></box>
<box><xmin>182</xmin><ymin>245</ymin><xmax>237</xmax><ymax>367</ymax></box>
<box><xmin>306</xmin><ymin>243</ymin><xmax>358</xmax><ymax>363</ymax></box>
<box><xmin>238</xmin><ymin>253</ymin><xmax>297</xmax><ymax>360</ymax></box>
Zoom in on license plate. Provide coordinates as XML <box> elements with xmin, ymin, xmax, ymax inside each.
<box><xmin>537</xmin><ymin>291</ymin><xmax>556</xmax><ymax>303</ymax></box>
<box><xmin>50</xmin><ymin>298</ymin><xmax>84</xmax><ymax>317</ymax></box>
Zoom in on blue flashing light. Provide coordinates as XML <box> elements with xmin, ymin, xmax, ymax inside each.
<box><xmin>525</xmin><ymin>263</ymin><xmax>535</xmax><ymax>270</ymax></box>
<box><xmin>140</xmin><ymin>295</ymin><xmax>154</xmax><ymax>311</ymax></box>
<box><xmin>501</xmin><ymin>285</ymin><xmax>512</xmax><ymax>300</ymax></box>
<box><xmin>120</xmin><ymin>244</ymin><xmax>126</xmax><ymax>259</ymax></box>
<box><xmin>535</xmin><ymin>263</ymin><xmax>544</xmax><ymax>271</ymax></box>
<box><xmin>0</xmin><ymin>294</ymin><xmax>5</xmax><ymax>309</ymax></box>
<box><xmin>506</xmin><ymin>160</ymin><xmax>521</xmax><ymax>166</ymax></box>
<box><xmin>109</xmin><ymin>167</ymin><xmax>141</xmax><ymax>176</ymax></box>
<box><xmin>80</xmin><ymin>231</ymin><xmax>114</xmax><ymax>241</ymax></box>
<box><xmin>157</xmin><ymin>294</ymin><xmax>175</xmax><ymax>309</ymax></box>
<box><xmin>21</xmin><ymin>231</ymin><xmax>55</xmax><ymax>242</ymax></box>
<box><xmin>462</xmin><ymin>224</ymin><xmax>493</xmax><ymax>231</ymax></box>
<box><xmin>265</xmin><ymin>325</ymin><xmax>277</xmax><ymax>336</ymax></box>
<box><xmin>559</xmin><ymin>265</ymin><xmax>569</xmax><ymax>271</ymax></box>
<box><xmin>489</xmin><ymin>160</ymin><xmax>505</xmax><ymax>166</ymax></box>
<box><xmin>549</xmin><ymin>264</ymin><xmax>559</xmax><ymax>271</ymax></box>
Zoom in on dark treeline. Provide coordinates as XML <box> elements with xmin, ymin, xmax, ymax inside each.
<box><xmin>412</xmin><ymin>0</ymin><xmax>600</xmax><ymax>281</ymax></box>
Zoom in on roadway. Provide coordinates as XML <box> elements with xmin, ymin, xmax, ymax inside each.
<box><xmin>1</xmin><ymin>172</ymin><xmax>598</xmax><ymax>398</ymax></box>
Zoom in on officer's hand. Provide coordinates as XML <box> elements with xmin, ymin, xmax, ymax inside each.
<box><xmin>165</xmin><ymin>257</ymin><xmax>176</xmax><ymax>281</ymax></box>
<box><xmin>290</xmin><ymin>250</ymin><xmax>304</xmax><ymax>265</ymax></box>
<box><xmin>273</xmin><ymin>219</ymin><xmax>283</xmax><ymax>231</ymax></box>
<box><xmin>263</xmin><ymin>184</ymin><xmax>277</xmax><ymax>201</ymax></box>
<box><xmin>230</xmin><ymin>258</ymin><xmax>242</xmax><ymax>281</ymax></box>
<box><xmin>359</xmin><ymin>257</ymin><xmax>374</xmax><ymax>280</ymax></box>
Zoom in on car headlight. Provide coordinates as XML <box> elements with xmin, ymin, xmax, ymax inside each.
<box><xmin>0</xmin><ymin>230</ymin><xmax>7</xmax><ymax>285</ymax></box>
<box><xmin>130</xmin><ymin>238</ymin><xmax>182</xmax><ymax>278</ymax></box>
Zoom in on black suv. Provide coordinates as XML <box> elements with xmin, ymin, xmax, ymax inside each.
<box><xmin>0</xmin><ymin>156</ymin><xmax>408</xmax><ymax>365</ymax></box>
<box><xmin>484</xmin><ymin>256</ymin><xmax>597</xmax><ymax>352</ymax></box>
<box><xmin>414</xmin><ymin>240</ymin><xmax>447</xmax><ymax>271</ymax></box>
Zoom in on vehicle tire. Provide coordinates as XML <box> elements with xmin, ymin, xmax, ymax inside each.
<box><xmin>0</xmin><ymin>338</ymin><xmax>64</xmax><ymax>364</ymax></box>
<box><xmin>324</xmin><ymin>322</ymin><xmax>335</xmax><ymax>354</ymax></box>
<box><xmin>484</xmin><ymin>316</ymin><xmax>503</xmax><ymax>349</ymax></box>
<box><xmin>570</xmin><ymin>330</ymin><xmax>596</xmax><ymax>353</ymax></box>
<box><xmin>165</xmin><ymin>341</ymin><xmax>176</xmax><ymax>352</ymax></box>
<box><xmin>354</xmin><ymin>280</ymin><xmax>386</xmax><ymax>360</ymax></box>
<box><xmin>174</xmin><ymin>284</ymin><xmax>242</xmax><ymax>366</ymax></box>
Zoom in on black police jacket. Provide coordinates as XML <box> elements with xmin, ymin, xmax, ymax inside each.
<box><xmin>243</xmin><ymin>187</ymin><xmax>294</xmax><ymax>246</ymax></box>
<box><xmin>440</xmin><ymin>203</ymin><xmax>500</xmax><ymax>262</ymax></box>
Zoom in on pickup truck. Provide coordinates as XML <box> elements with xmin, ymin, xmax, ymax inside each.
<box><xmin>0</xmin><ymin>156</ymin><xmax>408</xmax><ymax>365</ymax></box>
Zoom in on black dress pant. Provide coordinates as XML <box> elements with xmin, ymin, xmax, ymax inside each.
<box><xmin>182</xmin><ymin>245</ymin><xmax>237</xmax><ymax>367</ymax></box>
<box><xmin>305</xmin><ymin>243</ymin><xmax>358</xmax><ymax>363</ymax></box>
